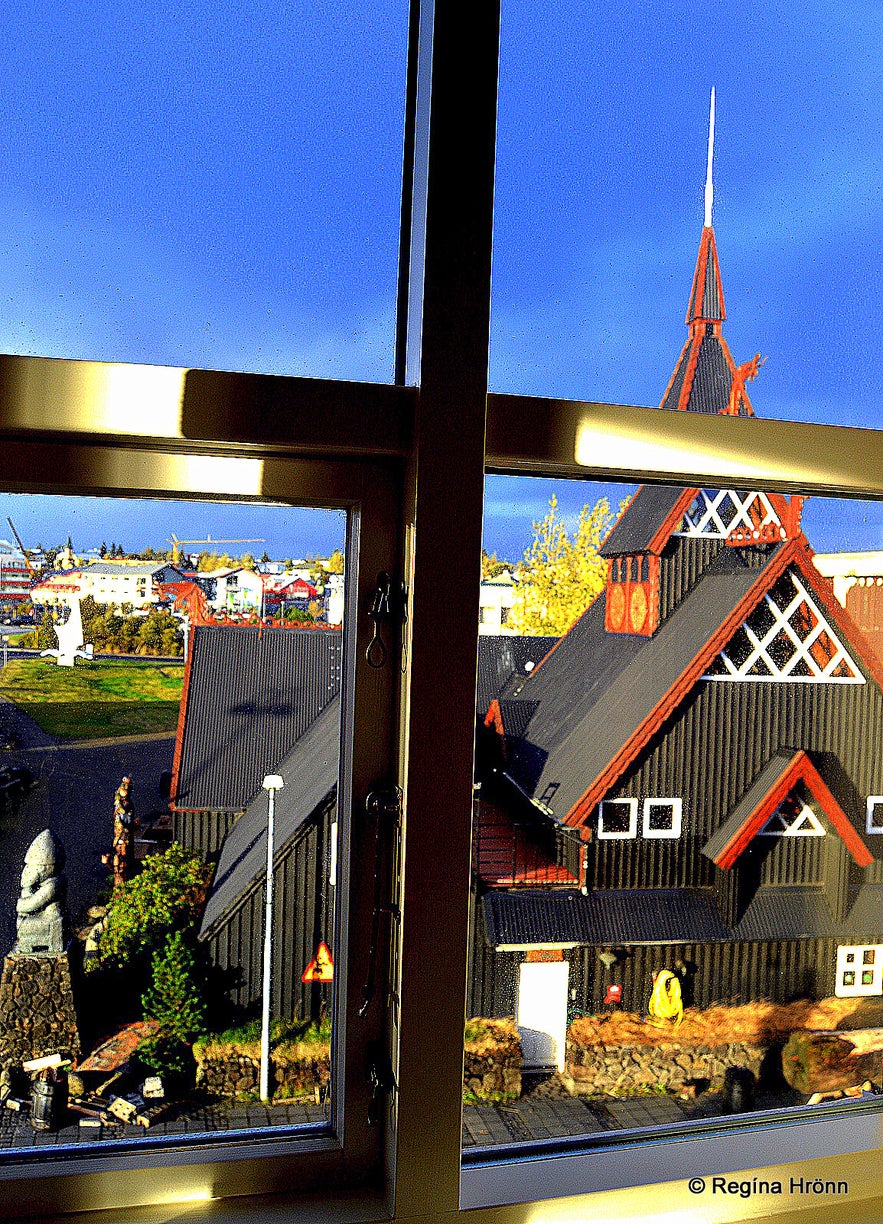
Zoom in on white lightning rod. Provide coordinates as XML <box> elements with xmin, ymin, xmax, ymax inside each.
<box><xmin>704</xmin><ymin>87</ymin><xmax>716</xmax><ymax>228</ymax></box>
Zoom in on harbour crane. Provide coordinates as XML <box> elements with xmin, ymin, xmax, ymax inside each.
<box><xmin>5</xmin><ymin>518</ymin><xmax>35</xmax><ymax>575</ymax></box>
<box><xmin>167</xmin><ymin>534</ymin><xmax>264</xmax><ymax>566</ymax></box>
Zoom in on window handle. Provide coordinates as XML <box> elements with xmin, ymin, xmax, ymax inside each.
<box><xmin>366</xmin><ymin>572</ymin><xmax>408</xmax><ymax>669</ymax></box>
<box><xmin>360</xmin><ymin>787</ymin><xmax>402</xmax><ymax>1018</ymax></box>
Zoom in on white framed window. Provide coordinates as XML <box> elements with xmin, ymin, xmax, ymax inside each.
<box><xmin>597</xmin><ymin>797</ymin><xmax>638</xmax><ymax>839</ymax></box>
<box><xmin>642</xmin><ymin>797</ymin><xmax>682</xmax><ymax>839</ymax></box>
<box><xmin>866</xmin><ymin>796</ymin><xmax>883</xmax><ymax>834</ymax></box>
<box><xmin>836</xmin><ymin>945</ymin><xmax>883</xmax><ymax>997</ymax></box>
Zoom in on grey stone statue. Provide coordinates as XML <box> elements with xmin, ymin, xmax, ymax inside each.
<box><xmin>13</xmin><ymin>830</ymin><xmax>67</xmax><ymax>955</ymax></box>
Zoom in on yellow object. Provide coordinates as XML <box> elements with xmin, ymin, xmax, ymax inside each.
<box><xmin>648</xmin><ymin>969</ymin><xmax>683</xmax><ymax>1028</ymax></box>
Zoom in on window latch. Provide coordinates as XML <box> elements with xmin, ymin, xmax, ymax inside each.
<box><xmin>360</xmin><ymin>786</ymin><xmax>402</xmax><ymax>1018</ymax></box>
<box><xmin>366</xmin><ymin>1039</ymin><xmax>397</xmax><ymax>1127</ymax></box>
<box><xmin>366</xmin><ymin>572</ymin><xmax>408</xmax><ymax>669</ymax></box>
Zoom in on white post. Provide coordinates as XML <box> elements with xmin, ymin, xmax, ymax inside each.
<box><xmin>259</xmin><ymin>774</ymin><xmax>284</xmax><ymax>1101</ymax></box>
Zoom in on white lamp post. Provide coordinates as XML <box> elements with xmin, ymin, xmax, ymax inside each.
<box><xmin>259</xmin><ymin>773</ymin><xmax>284</xmax><ymax>1101</ymax></box>
<box><xmin>1</xmin><ymin>635</ymin><xmax>8</xmax><ymax>669</ymax></box>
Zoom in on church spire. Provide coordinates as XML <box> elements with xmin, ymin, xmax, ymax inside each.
<box><xmin>686</xmin><ymin>90</ymin><xmax>725</xmax><ymax>326</ymax></box>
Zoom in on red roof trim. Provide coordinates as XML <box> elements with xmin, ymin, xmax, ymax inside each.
<box><xmin>645</xmin><ymin>488</ymin><xmax>699</xmax><ymax>554</ymax></box>
<box><xmin>566</xmin><ymin>538</ymin><xmax>798</xmax><ymax>827</ymax></box>
<box><xmin>677</xmin><ymin>332</ymin><xmax>702</xmax><ymax>411</ymax></box>
<box><xmin>713</xmin><ymin>749</ymin><xmax>872</xmax><ymax>870</ymax></box>
<box><xmin>566</xmin><ymin>534</ymin><xmax>883</xmax><ymax>829</ymax></box>
<box><xmin>168</xmin><ymin>632</ymin><xmax>194</xmax><ymax>811</ymax></box>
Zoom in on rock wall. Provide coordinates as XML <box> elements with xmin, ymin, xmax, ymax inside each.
<box><xmin>464</xmin><ymin>1018</ymin><xmax>522</xmax><ymax>1100</ymax></box>
<box><xmin>194</xmin><ymin>1045</ymin><xmax>331</xmax><ymax>1100</ymax></box>
<box><xmin>564</xmin><ymin>1038</ymin><xmax>768</xmax><ymax>1097</ymax></box>
<box><xmin>0</xmin><ymin>953</ymin><xmax>80</xmax><ymax>1065</ymax></box>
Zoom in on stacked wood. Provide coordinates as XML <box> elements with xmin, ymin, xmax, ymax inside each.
<box><xmin>781</xmin><ymin>1028</ymin><xmax>883</xmax><ymax>1094</ymax></box>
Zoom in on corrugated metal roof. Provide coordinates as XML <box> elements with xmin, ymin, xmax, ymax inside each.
<box><xmin>505</xmin><ymin>548</ymin><xmax>772</xmax><ymax>819</ymax></box>
<box><xmin>734</xmin><ymin>886</ymin><xmax>836</xmax><ymax>940</ymax></box>
<box><xmin>687</xmin><ymin>227</ymin><xmax>725</xmax><ymax>324</ymax></box>
<box><xmin>702</xmin><ymin>749</ymin><xmax>798</xmax><ymax>864</ymax></box>
<box><xmin>660</xmin><ymin>342</ymin><xmax>692</xmax><ymax>413</ymax></box>
<box><xmin>199</xmin><ymin>696</ymin><xmax>339</xmax><ymax>937</ymax></box>
<box><xmin>600</xmin><ymin>485</ymin><xmax>687</xmax><ymax>557</ymax></box>
<box><xmin>174</xmin><ymin>626</ymin><xmax>342</xmax><ymax>811</ymax></box>
<box><xmin>482</xmin><ymin>887</ymin><xmax>730</xmax><ymax>947</ymax></box>
<box><xmin>476</xmin><ymin>635</ymin><xmax>557</xmax><ymax>716</ymax></box>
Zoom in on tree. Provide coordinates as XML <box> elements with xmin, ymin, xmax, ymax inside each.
<box><xmin>138</xmin><ymin>930</ymin><xmax>208</xmax><ymax>1076</ymax></box>
<box><xmin>481</xmin><ymin>549</ymin><xmax>511</xmax><ymax>580</ymax></box>
<box><xmin>507</xmin><ymin>494</ymin><xmax>617</xmax><ymax>636</ymax></box>
<box><xmin>325</xmin><ymin>548</ymin><xmax>345</xmax><ymax>575</ymax></box>
<box><xmin>93</xmin><ymin>843</ymin><xmax>212</xmax><ymax>975</ymax></box>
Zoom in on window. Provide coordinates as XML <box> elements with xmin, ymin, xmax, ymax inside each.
<box><xmin>642</xmin><ymin>797</ymin><xmax>682</xmax><ymax>839</ymax></box>
<box><xmin>836</xmin><ymin>946</ymin><xmax>883</xmax><ymax>997</ymax></box>
<box><xmin>867</xmin><ymin>796</ymin><xmax>883</xmax><ymax>834</ymax></box>
<box><xmin>597</xmin><ymin>798</ymin><xmax>638</xmax><ymax>839</ymax></box>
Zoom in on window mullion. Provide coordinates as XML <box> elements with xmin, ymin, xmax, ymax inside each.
<box><xmin>391</xmin><ymin>0</ymin><xmax>500</xmax><ymax>1216</ymax></box>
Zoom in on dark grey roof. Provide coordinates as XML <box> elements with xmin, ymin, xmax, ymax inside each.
<box><xmin>174</xmin><ymin>626</ymin><xmax>342</xmax><ymax>811</ymax></box>
<box><xmin>505</xmin><ymin>547</ymin><xmax>774</xmax><ymax>818</ymax></box>
<box><xmin>476</xmin><ymin>635</ymin><xmax>558</xmax><ymax>715</ymax></box>
<box><xmin>600</xmin><ymin>485</ymin><xmax>686</xmax><ymax>557</ymax></box>
<box><xmin>199</xmin><ymin>696</ymin><xmax>339</xmax><ymax>937</ymax></box>
<box><xmin>482</xmin><ymin>888</ymin><xmax>730</xmax><ymax>947</ymax></box>
<box><xmin>660</xmin><ymin>343</ymin><xmax>692</xmax><ymax>413</ymax></box>
<box><xmin>734</xmin><ymin>886</ymin><xmax>836</xmax><ymax>940</ymax></box>
<box><xmin>685</xmin><ymin>334</ymin><xmax>735</xmax><ymax>415</ymax></box>
<box><xmin>702</xmin><ymin>750</ymin><xmax>798</xmax><ymax>864</ymax></box>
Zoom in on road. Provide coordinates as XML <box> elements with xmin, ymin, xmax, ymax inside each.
<box><xmin>0</xmin><ymin>710</ymin><xmax>175</xmax><ymax>951</ymax></box>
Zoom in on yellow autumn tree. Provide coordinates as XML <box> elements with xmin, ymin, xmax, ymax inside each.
<box><xmin>508</xmin><ymin>494</ymin><xmax>616</xmax><ymax>636</ymax></box>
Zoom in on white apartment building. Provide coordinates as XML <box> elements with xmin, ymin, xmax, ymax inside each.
<box><xmin>478</xmin><ymin>570</ymin><xmax>517</xmax><ymax>635</ymax></box>
<box><xmin>31</xmin><ymin>561</ymin><xmax>184</xmax><ymax>611</ymax></box>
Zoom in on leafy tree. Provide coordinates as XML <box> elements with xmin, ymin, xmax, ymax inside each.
<box><xmin>239</xmin><ymin>552</ymin><xmax>256</xmax><ymax>571</ymax></box>
<box><xmin>481</xmin><ymin>550</ymin><xmax>512</xmax><ymax>580</ymax></box>
<box><xmin>508</xmin><ymin>494</ymin><xmax>617</xmax><ymax>636</ymax></box>
<box><xmin>325</xmin><ymin>548</ymin><xmax>345</xmax><ymax>575</ymax></box>
<box><xmin>93</xmin><ymin>843</ymin><xmax>212</xmax><ymax>975</ymax></box>
<box><xmin>138</xmin><ymin>930</ymin><xmax>208</xmax><ymax>1075</ymax></box>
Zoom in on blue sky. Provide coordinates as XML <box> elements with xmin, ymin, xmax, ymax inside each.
<box><xmin>1</xmin><ymin>0</ymin><xmax>882</xmax><ymax>560</ymax></box>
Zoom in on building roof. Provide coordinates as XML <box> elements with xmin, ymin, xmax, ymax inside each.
<box><xmin>504</xmin><ymin>546</ymin><xmax>778</xmax><ymax>821</ymax></box>
<box><xmin>702</xmin><ymin>748</ymin><xmax>873</xmax><ymax>870</ymax></box>
<box><xmin>599</xmin><ymin>485</ymin><xmax>690</xmax><ymax>558</ymax></box>
<box><xmin>687</xmin><ymin>226</ymin><xmax>726</xmax><ymax>324</ymax></box>
<box><xmin>199</xmin><ymin>697</ymin><xmax>339</xmax><ymax>938</ymax></box>
<box><xmin>482</xmin><ymin>888</ymin><xmax>730</xmax><ymax>947</ymax></box>
<box><xmin>476</xmin><ymin>635</ymin><xmax>557</xmax><ymax>716</ymax></box>
<box><xmin>172</xmin><ymin>625</ymin><xmax>342</xmax><ymax>812</ymax></box>
<box><xmin>85</xmin><ymin>562</ymin><xmax>180</xmax><ymax>577</ymax></box>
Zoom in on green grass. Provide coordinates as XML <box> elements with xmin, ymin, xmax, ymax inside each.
<box><xmin>0</xmin><ymin>659</ymin><xmax>184</xmax><ymax>740</ymax></box>
<box><xmin>200</xmin><ymin>1016</ymin><xmax>333</xmax><ymax>1051</ymax></box>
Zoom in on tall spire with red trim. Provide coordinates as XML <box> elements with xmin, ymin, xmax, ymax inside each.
<box><xmin>660</xmin><ymin>89</ymin><xmax>752</xmax><ymax>416</ymax></box>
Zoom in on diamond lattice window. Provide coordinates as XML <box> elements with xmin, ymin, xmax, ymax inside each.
<box><xmin>705</xmin><ymin>569</ymin><xmax>865</xmax><ymax>683</ymax></box>
<box><xmin>677</xmin><ymin>489</ymin><xmax>782</xmax><ymax>539</ymax></box>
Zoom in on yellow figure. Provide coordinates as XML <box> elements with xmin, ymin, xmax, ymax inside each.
<box><xmin>648</xmin><ymin>968</ymin><xmax>683</xmax><ymax>1029</ymax></box>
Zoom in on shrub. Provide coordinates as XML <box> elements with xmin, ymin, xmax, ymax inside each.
<box><xmin>138</xmin><ymin>930</ymin><xmax>207</xmax><ymax>1076</ymax></box>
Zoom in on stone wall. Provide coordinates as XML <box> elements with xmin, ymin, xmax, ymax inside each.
<box><xmin>563</xmin><ymin>1038</ymin><xmax>768</xmax><ymax>1097</ymax></box>
<box><xmin>194</xmin><ymin>1043</ymin><xmax>331</xmax><ymax>1100</ymax></box>
<box><xmin>464</xmin><ymin>1018</ymin><xmax>522</xmax><ymax>1101</ymax></box>
<box><xmin>0</xmin><ymin>954</ymin><xmax>80</xmax><ymax>1065</ymax></box>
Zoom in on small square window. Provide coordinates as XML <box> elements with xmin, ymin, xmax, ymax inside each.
<box><xmin>846</xmin><ymin>952</ymin><xmax>856</xmax><ymax>963</ymax></box>
<box><xmin>866</xmin><ymin>795</ymin><xmax>883</xmax><ymax>833</ymax></box>
<box><xmin>844</xmin><ymin>971</ymin><xmax>856</xmax><ymax>986</ymax></box>
<box><xmin>597</xmin><ymin>798</ymin><xmax>637</xmax><ymax>839</ymax></box>
<box><xmin>863</xmin><ymin>971</ymin><xmax>875</xmax><ymax>985</ymax></box>
<box><xmin>642</xmin><ymin>797</ymin><xmax>682</xmax><ymax>839</ymax></box>
<box><xmin>864</xmin><ymin>950</ymin><xmax>876</xmax><ymax>965</ymax></box>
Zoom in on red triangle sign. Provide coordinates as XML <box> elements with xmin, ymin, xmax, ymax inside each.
<box><xmin>302</xmin><ymin>941</ymin><xmax>334</xmax><ymax>983</ymax></box>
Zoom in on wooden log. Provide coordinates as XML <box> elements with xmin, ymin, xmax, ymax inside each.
<box><xmin>782</xmin><ymin>1030</ymin><xmax>883</xmax><ymax>1094</ymax></box>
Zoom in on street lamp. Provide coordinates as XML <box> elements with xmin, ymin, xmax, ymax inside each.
<box><xmin>1</xmin><ymin>636</ymin><xmax>8</xmax><ymax>669</ymax></box>
<box><xmin>259</xmin><ymin>773</ymin><xmax>284</xmax><ymax>1102</ymax></box>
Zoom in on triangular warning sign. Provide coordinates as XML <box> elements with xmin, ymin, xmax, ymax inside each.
<box><xmin>302</xmin><ymin>941</ymin><xmax>334</xmax><ymax>983</ymax></box>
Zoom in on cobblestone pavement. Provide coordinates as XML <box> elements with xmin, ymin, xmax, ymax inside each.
<box><xmin>0</xmin><ymin>1096</ymin><xmax>332</xmax><ymax>1149</ymax></box>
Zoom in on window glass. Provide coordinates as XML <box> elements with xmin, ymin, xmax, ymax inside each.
<box><xmin>490</xmin><ymin>1</ymin><xmax>883</xmax><ymax>430</ymax></box>
<box><xmin>0</xmin><ymin>2</ymin><xmax>407</xmax><ymax>378</ymax></box>
<box><xmin>0</xmin><ymin>490</ymin><xmax>346</xmax><ymax>1150</ymax></box>
<box><xmin>467</xmin><ymin>473</ymin><xmax>883</xmax><ymax>1153</ymax></box>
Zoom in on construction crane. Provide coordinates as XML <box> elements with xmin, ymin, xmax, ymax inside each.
<box><xmin>168</xmin><ymin>534</ymin><xmax>264</xmax><ymax>566</ymax></box>
<box><xmin>6</xmin><ymin>517</ymin><xmax>35</xmax><ymax>575</ymax></box>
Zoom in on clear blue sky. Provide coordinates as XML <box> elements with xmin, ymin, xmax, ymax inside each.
<box><xmin>1</xmin><ymin>0</ymin><xmax>882</xmax><ymax>560</ymax></box>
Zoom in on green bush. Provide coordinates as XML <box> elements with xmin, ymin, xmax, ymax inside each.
<box><xmin>138</xmin><ymin>930</ymin><xmax>207</xmax><ymax>1076</ymax></box>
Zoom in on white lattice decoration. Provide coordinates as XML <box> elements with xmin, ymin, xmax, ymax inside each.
<box><xmin>677</xmin><ymin>489</ymin><xmax>782</xmax><ymax>539</ymax></box>
<box><xmin>704</xmin><ymin>569</ymin><xmax>865</xmax><ymax>683</ymax></box>
<box><xmin>757</xmin><ymin>798</ymin><xmax>825</xmax><ymax>837</ymax></box>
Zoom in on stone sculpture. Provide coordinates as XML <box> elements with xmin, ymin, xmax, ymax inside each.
<box><xmin>13</xmin><ymin>830</ymin><xmax>67</xmax><ymax>955</ymax></box>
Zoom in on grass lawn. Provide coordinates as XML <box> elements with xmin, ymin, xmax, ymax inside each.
<box><xmin>0</xmin><ymin>659</ymin><xmax>184</xmax><ymax>740</ymax></box>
